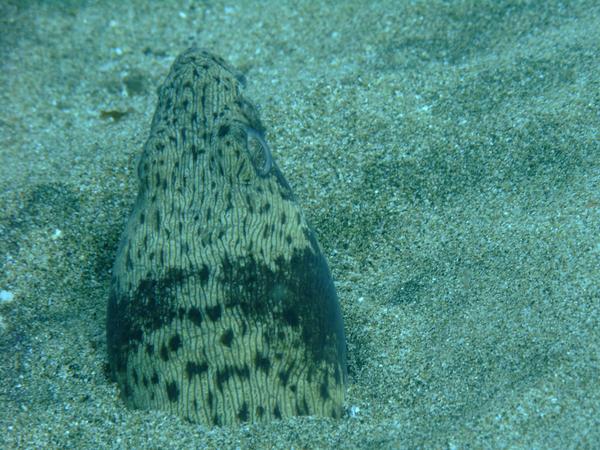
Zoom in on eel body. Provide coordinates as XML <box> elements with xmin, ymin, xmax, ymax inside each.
<box><xmin>106</xmin><ymin>48</ymin><xmax>347</xmax><ymax>426</ymax></box>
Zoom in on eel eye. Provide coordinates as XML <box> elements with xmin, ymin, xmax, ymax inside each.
<box><xmin>246</xmin><ymin>127</ymin><xmax>273</xmax><ymax>176</ymax></box>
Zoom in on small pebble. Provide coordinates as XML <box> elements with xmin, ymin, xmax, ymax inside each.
<box><xmin>0</xmin><ymin>290</ymin><xmax>15</xmax><ymax>303</ymax></box>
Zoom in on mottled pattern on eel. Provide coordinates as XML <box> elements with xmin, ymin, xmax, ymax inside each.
<box><xmin>107</xmin><ymin>48</ymin><xmax>347</xmax><ymax>426</ymax></box>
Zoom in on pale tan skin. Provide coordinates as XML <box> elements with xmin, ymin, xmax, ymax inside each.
<box><xmin>107</xmin><ymin>48</ymin><xmax>346</xmax><ymax>426</ymax></box>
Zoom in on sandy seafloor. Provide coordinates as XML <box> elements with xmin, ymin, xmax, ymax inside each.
<box><xmin>0</xmin><ymin>0</ymin><xmax>599</xmax><ymax>448</ymax></box>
